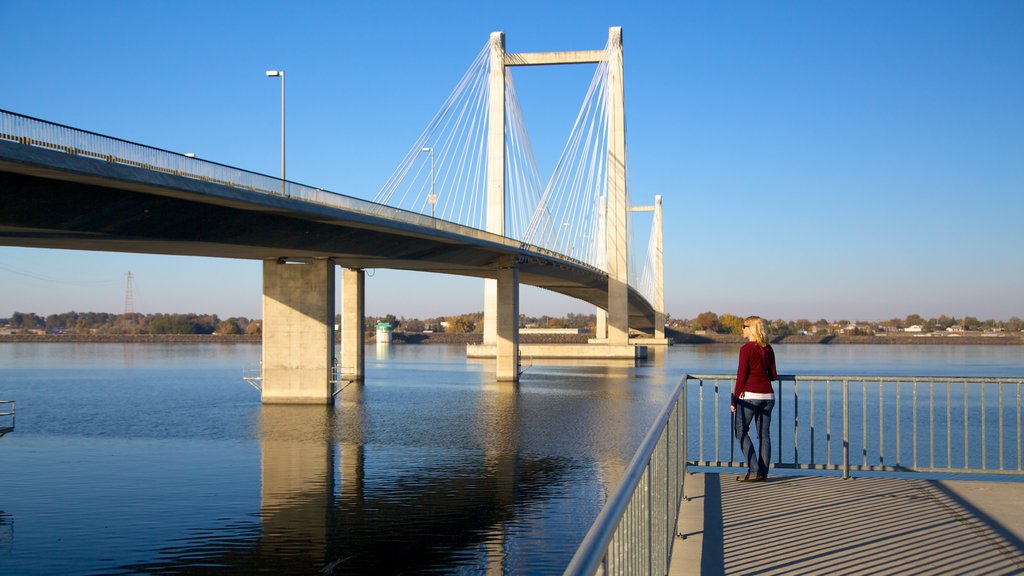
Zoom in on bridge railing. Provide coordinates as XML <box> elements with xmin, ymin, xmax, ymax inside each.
<box><xmin>564</xmin><ymin>377</ymin><xmax>687</xmax><ymax>576</ymax></box>
<box><xmin>0</xmin><ymin>108</ymin><xmax>601</xmax><ymax>274</ymax></box>
<box><xmin>685</xmin><ymin>374</ymin><xmax>1024</xmax><ymax>478</ymax></box>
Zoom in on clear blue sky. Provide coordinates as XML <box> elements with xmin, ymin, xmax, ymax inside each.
<box><xmin>2</xmin><ymin>1</ymin><xmax>1022</xmax><ymax>322</ymax></box>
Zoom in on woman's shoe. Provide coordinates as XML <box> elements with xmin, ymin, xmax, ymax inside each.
<box><xmin>737</xmin><ymin>472</ymin><xmax>754</xmax><ymax>482</ymax></box>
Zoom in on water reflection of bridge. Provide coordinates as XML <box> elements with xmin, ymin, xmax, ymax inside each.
<box><xmin>110</xmin><ymin>358</ymin><xmax>654</xmax><ymax>573</ymax></box>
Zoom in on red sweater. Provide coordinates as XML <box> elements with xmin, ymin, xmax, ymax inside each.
<box><xmin>733</xmin><ymin>341</ymin><xmax>778</xmax><ymax>405</ymax></box>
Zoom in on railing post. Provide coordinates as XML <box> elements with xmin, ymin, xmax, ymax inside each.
<box><xmin>999</xmin><ymin>382</ymin><xmax>1005</xmax><ymax>471</ymax></box>
<box><xmin>843</xmin><ymin>378</ymin><xmax>850</xmax><ymax>479</ymax></box>
<box><xmin>982</xmin><ymin>382</ymin><xmax>987</xmax><ymax>470</ymax></box>
<box><xmin>1018</xmin><ymin>381</ymin><xmax>1022</xmax><ymax>473</ymax></box>
<box><xmin>964</xmin><ymin>381</ymin><xmax>969</xmax><ymax>469</ymax></box>
<box><xmin>827</xmin><ymin>379</ymin><xmax>832</xmax><ymax>467</ymax></box>
<box><xmin>777</xmin><ymin>378</ymin><xmax>783</xmax><ymax>465</ymax></box>
<box><xmin>878</xmin><ymin>381</ymin><xmax>884</xmax><ymax>468</ymax></box>
<box><xmin>793</xmin><ymin>379</ymin><xmax>799</xmax><ymax>464</ymax></box>
<box><xmin>946</xmin><ymin>381</ymin><xmax>952</xmax><ymax>470</ymax></box>
<box><xmin>862</xmin><ymin>382</ymin><xmax>867</xmax><ymax>467</ymax></box>
<box><xmin>929</xmin><ymin>380</ymin><xmax>936</xmax><ymax>470</ymax></box>
<box><xmin>913</xmin><ymin>379</ymin><xmax>918</xmax><ymax>470</ymax></box>
<box><xmin>896</xmin><ymin>380</ymin><xmax>901</xmax><ymax>468</ymax></box>
<box><xmin>697</xmin><ymin>378</ymin><xmax>704</xmax><ymax>464</ymax></box>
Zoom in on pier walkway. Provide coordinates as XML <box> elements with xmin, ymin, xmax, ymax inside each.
<box><xmin>670</xmin><ymin>473</ymin><xmax>1024</xmax><ymax>575</ymax></box>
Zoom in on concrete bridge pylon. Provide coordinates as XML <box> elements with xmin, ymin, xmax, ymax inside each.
<box><xmin>478</xmin><ymin>26</ymin><xmax>643</xmax><ymax>369</ymax></box>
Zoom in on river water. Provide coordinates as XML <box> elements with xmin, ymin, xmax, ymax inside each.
<box><xmin>0</xmin><ymin>343</ymin><xmax>1022</xmax><ymax>574</ymax></box>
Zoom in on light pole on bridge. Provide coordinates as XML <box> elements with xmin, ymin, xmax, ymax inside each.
<box><xmin>421</xmin><ymin>146</ymin><xmax>436</xmax><ymax>218</ymax></box>
<box><xmin>265</xmin><ymin>69</ymin><xmax>286</xmax><ymax>197</ymax></box>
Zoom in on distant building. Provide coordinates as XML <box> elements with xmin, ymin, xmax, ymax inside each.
<box><xmin>903</xmin><ymin>325</ymin><xmax>924</xmax><ymax>333</ymax></box>
<box><xmin>519</xmin><ymin>328</ymin><xmax>580</xmax><ymax>335</ymax></box>
<box><xmin>375</xmin><ymin>322</ymin><xmax>394</xmax><ymax>344</ymax></box>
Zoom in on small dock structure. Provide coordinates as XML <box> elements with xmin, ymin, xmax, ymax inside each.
<box><xmin>0</xmin><ymin>400</ymin><xmax>14</xmax><ymax>437</ymax></box>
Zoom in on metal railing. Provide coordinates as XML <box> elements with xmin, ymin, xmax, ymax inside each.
<box><xmin>0</xmin><ymin>400</ymin><xmax>14</xmax><ymax>438</ymax></box>
<box><xmin>0</xmin><ymin>108</ymin><xmax>601</xmax><ymax>274</ymax></box>
<box><xmin>564</xmin><ymin>377</ymin><xmax>687</xmax><ymax>576</ymax></box>
<box><xmin>686</xmin><ymin>374</ymin><xmax>1024</xmax><ymax>478</ymax></box>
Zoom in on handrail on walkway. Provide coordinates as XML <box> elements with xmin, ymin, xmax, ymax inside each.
<box><xmin>685</xmin><ymin>374</ymin><xmax>1024</xmax><ymax>479</ymax></box>
<box><xmin>564</xmin><ymin>377</ymin><xmax>687</xmax><ymax>576</ymax></box>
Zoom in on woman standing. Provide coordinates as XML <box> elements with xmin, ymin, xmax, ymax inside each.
<box><xmin>731</xmin><ymin>316</ymin><xmax>778</xmax><ymax>482</ymax></box>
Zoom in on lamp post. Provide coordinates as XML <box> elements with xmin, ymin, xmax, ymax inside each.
<box><xmin>265</xmin><ymin>69</ymin><xmax>286</xmax><ymax>196</ymax></box>
<box><xmin>421</xmin><ymin>146</ymin><xmax>436</xmax><ymax>218</ymax></box>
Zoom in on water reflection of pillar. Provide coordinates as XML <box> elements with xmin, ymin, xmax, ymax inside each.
<box><xmin>337</xmin><ymin>382</ymin><xmax>365</xmax><ymax>505</ymax></box>
<box><xmin>477</xmin><ymin>381</ymin><xmax>520</xmax><ymax>574</ymax></box>
<box><xmin>259</xmin><ymin>405</ymin><xmax>334</xmax><ymax>566</ymax></box>
<box><xmin>593</xmin><ymin>364</ymin><xmax>637</xmax><ymax>498</ymax></box>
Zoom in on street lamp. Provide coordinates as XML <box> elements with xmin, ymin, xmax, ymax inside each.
<box><xmin>421</xmin><ymin>146</ymin><xmax>436</xmax><ymax>218</ymax></box>
<box><xmin>265</xmin><ymin>69</ymin><xmax>286</xmax><ymax>196</ymax></box>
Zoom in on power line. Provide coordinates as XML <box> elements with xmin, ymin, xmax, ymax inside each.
<box><xmin>0</xmin><ymin>263</ymin><xmax>121</xmax><ymax>286</ymax></box>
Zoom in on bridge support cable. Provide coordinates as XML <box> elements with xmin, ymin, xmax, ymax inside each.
<box><xmin>369</xmin><ymin>40</ymin><xmax>548</xmax><ymax>246</ymax></box>
<box><xmin>372</xmin><ymin>45</ymin><xmax>493</xmax><ymax>228</ymax></box>
<box><xmin>504</xmin><ymin>75</ymin><xmax>545</xmax><ymax>245</ymax></box>
<box><xmin>520</xmin><ymin>54</ymin><xmax>610</xmax><ymax>269</ymax></box>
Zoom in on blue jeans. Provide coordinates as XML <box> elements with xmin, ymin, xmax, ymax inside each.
<box><xmin>734</xmin><ymin>398</ymin><xmax>775</xmax><ymax>478</ymax></box>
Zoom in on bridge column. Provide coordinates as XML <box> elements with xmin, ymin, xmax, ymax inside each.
<box><xmin>606</xmin><ymin>26</ymin><xmax>630</xmax><ymax>346</ymax></box>
<box><xmin>495</xmin><ymin>257</ymin><xmax>520</xmax><ymax>381</ymax></box>
<box><xmin>595</xmin><ymin>308</ymin><xmax>607</xmax><ymax>339</ymax></box>
<box><xmin>261</xmin><ymin>258</ymin><xmax>335</xmax><ymax>404</ymax></box>
<box><xmin>653</xmin><ymin>195</ymin><xmax>665</xmax><ymax>340</ymax></box>
<box><xmin>483</xmin><ymin>31</ymin><xmax>506</xmax><ymax>348</ymax></box>
<box><xmin>340</xmin><ymin>268</ymin><xmax>365</xmax><ymax>382</ymax></box>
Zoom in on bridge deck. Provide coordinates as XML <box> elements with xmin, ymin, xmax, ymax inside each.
<box><xmin>0</xmin><ymin>138</ymin><xmax>657</xmax><ymax>331</ymax></box>
<box><xmin>671</xmin><ymin>473</ymin><xmax>1024</xmax><ymax>575</ymax></box>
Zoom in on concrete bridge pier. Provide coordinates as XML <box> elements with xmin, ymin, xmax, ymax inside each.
<box><xmin>340</xmin><ymin>268</ymin><xmax>365</xmax><ymax>383</ymax></box>
<box><xmin>494</xmin><ymin>258</ymin><xmax>520</xmax><ymax>381</ymax></box>
<box><xmin>261</xmin><ymin>258</ymin><xmax>336</xmax><ymax>404</ymax></box>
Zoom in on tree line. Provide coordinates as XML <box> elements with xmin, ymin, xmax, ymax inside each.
<box><xmin>2</xmin><ymin>311</ymin><xmax>261</xmax><ymax>335</ymax></box>
<box><xmin>4</xmin><ymin>310</ymin><xmax>1022</xmax><ymax>337</ymax></box>
<box><xmin>681</xmin><ymin>312</ymin><xmax>1024</xmax><ymax>336</ymax></box>
<box><xmin>3</xmin><ymin>310</ymin><xmax>598</xmax><ymax>336</ymax></box>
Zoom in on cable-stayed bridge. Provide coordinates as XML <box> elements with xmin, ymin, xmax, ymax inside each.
<box><xmin>0</xmin><ymin>27</ymin><xmax>665</xmax><ymax>402</ymax></box>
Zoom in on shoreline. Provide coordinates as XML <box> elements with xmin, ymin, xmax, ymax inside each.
<box><xmin>674</xmin><ymin>331</ymin><xmax>1024</xmax><ymax>345</ymax></box>
<box><xmin>1</xmin><ymin>332</ymin><xmax>1021</xmax><ymax>345</ymax></box>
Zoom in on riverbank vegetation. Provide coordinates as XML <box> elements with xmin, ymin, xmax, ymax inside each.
<box><xmin>2</xmin><ymin>310</ymin><xmax>1021</xmax><ymax>339</ymax></box>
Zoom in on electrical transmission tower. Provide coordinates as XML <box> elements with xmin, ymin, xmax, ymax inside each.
<box><xmin>122</xmin><ymin>271</ymin><xmax>135</xmax><ymax>334</ymax></box>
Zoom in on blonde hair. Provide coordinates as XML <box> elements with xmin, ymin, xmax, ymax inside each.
<box><xmin>744</xmin><ymin>316</ymin><xmax>769</xmax><ymax>347</ymax></box>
